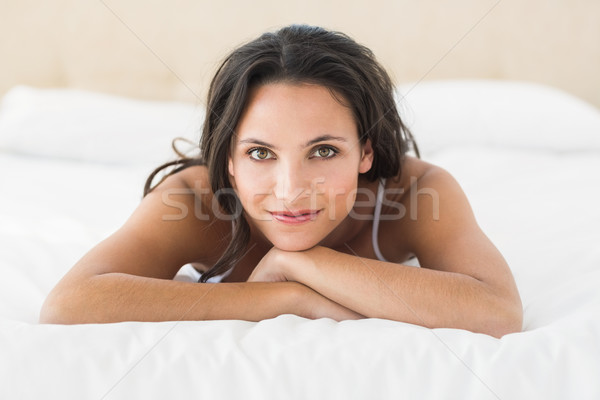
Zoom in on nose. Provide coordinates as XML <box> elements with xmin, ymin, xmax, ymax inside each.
<box><xmin>273</xmin><ymin>161</ymin><xmax>310</xmax><ymax>205</ymax></box>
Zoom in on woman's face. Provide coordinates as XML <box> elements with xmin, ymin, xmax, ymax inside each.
<box><xmin>228</xmin><ymin>82</ymin><xmax>373</xmax><ymax>251</ymax></box>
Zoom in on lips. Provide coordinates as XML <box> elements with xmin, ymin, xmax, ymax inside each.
<box><xmin>270</xmin><ymin>209</ymin><xmax>322</xmax><ymax>224</ymax></box>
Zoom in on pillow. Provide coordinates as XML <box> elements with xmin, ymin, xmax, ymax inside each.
<box><xmin>0</xmin><ymin>86</ymin><xmax>204</xmax><ymax>165</ymax></box>
<box><xmin>396</xmin><ymin>80</ymin><xmax>600</xmax><ymax>155</ymax></box>
<box><xmin>3</xmin><ymin>82</ymin><xmax>599</xmax><ymax>164</ymax></box>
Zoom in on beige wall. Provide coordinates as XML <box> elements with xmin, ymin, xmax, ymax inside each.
<box><xmin>1</xmin><ymin>0</ymin><xmax>599</xmax><ymax>108</ymax></box>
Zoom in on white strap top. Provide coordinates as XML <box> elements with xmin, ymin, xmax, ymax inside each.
<box><xmin>372</xmin><ymin>178</ymin><xmax>420</xmax><ymax>267</ymax></box>
<box><xmin>372</xmin><ymin>178</ymin><xmax>388</xmax><ymax>262</ymax></box>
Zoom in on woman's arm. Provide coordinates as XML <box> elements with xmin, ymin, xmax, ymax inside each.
<box><xmin>249</xmin><ymin>167</ymin><xmax>523</xmax><ymax>338</ymax></box>
<box><xmin>40</xmin><ymin>270</ymin><xmax>300</xmax><ymax>324</ymax></box>
<box><xmin>41</xmin><ymin>230</ymin><xmax>364</xmax><ymax>323</ymax></box>
<box><xmin>40</xmin><ymin>166</ymin><xmax>361</xmax><ymax>324</ymax></box>
<box><xmin>262</xmin><ymin>246</ymin><xmax>520</xmax><ymax>338</ymax></box>
<box><xmin>40</xmin><ymin>267</ymin><xmax>362</xmax><ymax>324</ymax></box>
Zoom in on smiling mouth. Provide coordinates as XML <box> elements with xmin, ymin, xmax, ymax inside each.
<box><xmin>270</xmin><ymin>210</ymin><xmax>322</xmax><ymax>224</ymax></box>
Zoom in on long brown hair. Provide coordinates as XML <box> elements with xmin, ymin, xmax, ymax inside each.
<box><xmin>144</xmin><ymin>24</ymin><xmax>419</xmax><ymax>282</ymax></box>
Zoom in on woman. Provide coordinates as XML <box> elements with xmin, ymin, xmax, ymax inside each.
<box><xmin>40</xmin><ymin>24</ymin><xmax>522</xmax><ymax>337</ymax></box>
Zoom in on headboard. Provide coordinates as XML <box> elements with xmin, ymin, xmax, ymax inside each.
<box><xmin>2</xmin><ymin>0</ymin><xmax>599</xmax><ymax>108</ymax></box>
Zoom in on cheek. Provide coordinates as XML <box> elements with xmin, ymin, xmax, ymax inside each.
<box><xmin>322</xmin><ymin>171</ymin><xmax>359</xmax><ymax>214</ymax></box>
<box><xmin>230</xmin><ymin>163</ymin><xmax>271</xmax><ymax>207</ymax></box>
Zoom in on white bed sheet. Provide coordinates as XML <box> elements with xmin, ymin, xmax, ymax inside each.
<box><xmin>1</xmin><ymin>148</ymin><xmax>599</xmax><ymax>399</ymax></box>
<box><xmin>1</xmin><ymin>82</ymin><xmax>600</xmax><ymax>399</ymax></box>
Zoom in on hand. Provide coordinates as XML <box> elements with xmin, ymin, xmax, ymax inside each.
<box><xmin>247</xmin><ymin>247</ymin><xmax>292</xmax><ymax>283</ymax></box>
<box><xmin>247</xmin><ymin>245</ymin><xmax>329</xmax><ymax>283</ymax></box>
<box><xmin>247</xmin><ymin>246</ymin><xmax>365</xmax><ymax>320</ymax></box>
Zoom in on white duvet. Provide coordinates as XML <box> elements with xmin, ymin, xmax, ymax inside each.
<box><xmin>1</xmin><ymin>82</ymin><xmax>599</xmax><ymax>399</ymax></box>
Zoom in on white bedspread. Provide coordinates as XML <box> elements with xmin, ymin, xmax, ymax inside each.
<box><xmin>1</xmin><ymin>82</ymin><xmax>599</xmax><ymax>399</ymax></box>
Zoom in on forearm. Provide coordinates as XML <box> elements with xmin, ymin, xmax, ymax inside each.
<box><xmin>40</xmin><ymin>273</ymin><xmax>307</xmax><ymax>324</ymax></box>
<box><xmin>289</xmin><ymin>247</ymin><xmax>521</xmax><ymax>337</ymax></box>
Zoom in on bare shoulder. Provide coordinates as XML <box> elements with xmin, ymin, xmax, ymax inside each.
<box><xmin>390</xmin><ymin>154</ymin><xmax>497</xmax><ymax>260</ymax></box>
<box><xmin>390</xmin><ymin>156</ymin><xmax>517</xmax><ymax>289</ymax></box>
<box><xmin>65</xmin><ymin>164</ymin><xmax>231</xmax><ymax>281</ymax></box>
<box><xmin>384</xmin><ymin>155</ymin><xmax>450</xmax><ymax>200</ymax></box>
<box><xmin>152</xmin><ymin>164</ymin><xmax>211</xmax><ymax>196</ymax></box>
<box><xmin>150</xmin><ymin>164</ymin><xmax>229</xmax><ymax>224</ymax></box>
<box><xmin>140</xmin><ymin>164</ymin><xmax>232</xmax><ymax>260</ymax></box>
<box><xmin>378</xmin><ymin>156</ymin><xmax>462</xmax><ymax>257</ymax></box>
<box><xmin>393</xmin><ymin>156</ymin><xmax>520</xmax><ymax>308</ymax></box>
<box><xmin>390</xmin><ymin>155</ymin><xmax>476</xmax><ymax>241</ymax></box>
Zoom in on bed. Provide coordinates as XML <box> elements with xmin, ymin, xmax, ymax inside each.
<box><xmin>1</xmin><ymin>79</ymin><xmax>599</xmax><ymax>399</ymax></box>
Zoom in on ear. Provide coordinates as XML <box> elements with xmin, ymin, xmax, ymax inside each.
<box><xmin>228</xmin><ymin>155</ymin><xmax>237</xmax><ymax>189</ymax></box>
<box><xmin>358</xmin><ymin>138</ymin><xmax>374</xmax><ymax>174</ymax></box>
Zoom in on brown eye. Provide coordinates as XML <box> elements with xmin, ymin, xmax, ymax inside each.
<box><xmin>256</xmin><ymin>149</ymin><xmax>268</xmax><ymax>159</ymax></box>
<box><xmin>312</xmin><ymin>146</ymin><xmax>337</xmax><ymax>159</ymax></box>
<box><xmin>249</xmin><ymin>148</ymin><xmax>272</xmax><ymax>160</ymax></box>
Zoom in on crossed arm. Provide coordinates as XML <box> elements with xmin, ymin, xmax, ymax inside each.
<box><xmin>248</xmin><ymin>168</ymin><xmax>523</xmax><ymax>338</ymax></box>
<box><xmin>41</xmin><ymin>166</ymin><xmax>521</xmax><ymax>337</ymax></box>
<box><xmin>248</xmin><ymin>245</ymin><xmax>521</xmax><ymax>338</ymax></box>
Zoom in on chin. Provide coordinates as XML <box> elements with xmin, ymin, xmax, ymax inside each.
<box><xmin>267</xmin><ymin>234</ymin><xmax>319</xmax><ymax>252</ymax></box>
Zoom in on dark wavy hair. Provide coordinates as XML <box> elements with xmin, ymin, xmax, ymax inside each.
<box><xmin>144</xmin><ymin>24</ymin><xmax>419</xmax><ymax>283</ymax></box>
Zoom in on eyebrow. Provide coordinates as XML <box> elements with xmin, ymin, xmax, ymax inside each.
<box><xmin>237</xmin><ymin>135</ymin><xmax>348</xmax><ymax>150</ymax></box>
